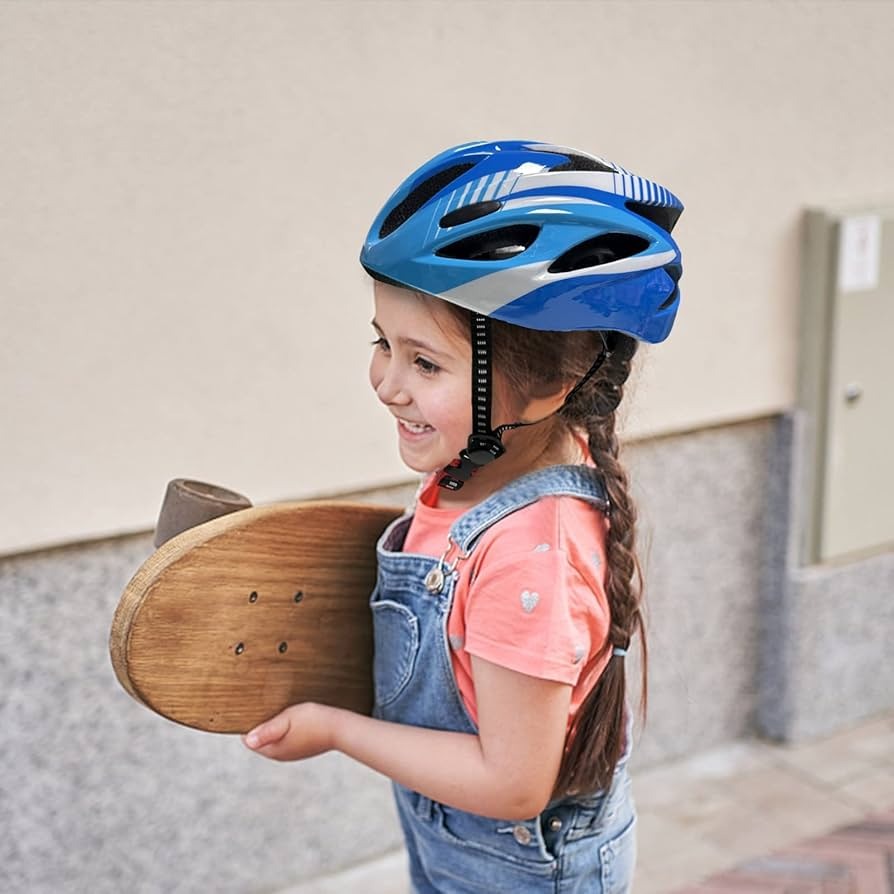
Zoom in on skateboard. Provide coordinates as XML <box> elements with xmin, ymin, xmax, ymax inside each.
<box><xmin>110</xmin><ymin>480</ymin><xmax>403</xmax><ymax>734</ymax></box>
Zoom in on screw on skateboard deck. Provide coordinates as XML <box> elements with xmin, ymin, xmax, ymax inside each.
<box><xmin>109</xmin><ymin>479</ymin><xmax>403</xmax><ymax>733</ymax></box>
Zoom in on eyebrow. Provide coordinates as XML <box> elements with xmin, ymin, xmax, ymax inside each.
<box><xmin>370</xmin><ymin>320</ymin><xmax>449</xmax><ymax>359</ymax></box>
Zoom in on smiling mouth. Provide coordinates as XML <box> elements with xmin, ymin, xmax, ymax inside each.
<box><xmin>397</xmin><ymin>418</ymin><xmax>434</xmax><ymax>435</ymax></box>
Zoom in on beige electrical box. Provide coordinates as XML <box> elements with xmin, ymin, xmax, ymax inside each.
<box><xmin>800</xmin><ymin>206</ymin><xmax>894</xmax><ymax>564</ymax></box>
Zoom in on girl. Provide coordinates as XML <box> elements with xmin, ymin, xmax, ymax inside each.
<box><xmin>244</xmin><ymin>140</ymin><xmax>683</xmax><ymax>892</ymax></box>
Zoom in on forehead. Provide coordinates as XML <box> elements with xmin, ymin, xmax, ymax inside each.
<box><xmin>373</xmin><ymin>282</ymin><xmax>468</xmax><ymax>349</ymax></box>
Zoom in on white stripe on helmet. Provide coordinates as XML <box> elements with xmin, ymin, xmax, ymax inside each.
<box><xmin>440</xmin><ymin>249</ymin><xmax>677</xmax><ymax>314</ymax></box>
<box><xmin>507</xmin><ymin>169</ymin><xmax>676</xmax><ymax>206</ymax></box>
<box><xmin>522</xmin><ymin>143</ymin><xmax>619</xmax><ymax>172</ymax></box>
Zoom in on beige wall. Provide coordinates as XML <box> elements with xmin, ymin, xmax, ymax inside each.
<box><xmin>2</xmin><ymin>0</ymin><xmax>893</xmax><ymax>555</ymax></box>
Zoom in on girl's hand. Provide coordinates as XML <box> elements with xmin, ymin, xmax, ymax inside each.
<box><xmin>242</xmin><ymin>662</ymin><xmax>569</xmax><ymax>818</ymax></box>
<box><xmin>242</xmin><ymin>702</ymin><xmax>336</xmax><ymax>762</ymax></box>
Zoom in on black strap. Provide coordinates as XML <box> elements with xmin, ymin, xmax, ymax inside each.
<box><xmin>439</xmin><ymin>314</ymin><xmax>505</xmax><ymax>491</ymax></box>
<box><xmin>437</xmin><ymin>319</ymin><xmax>608</xmax><ymax>491</ymax></box>
<box><xmin>471</xmin><ymin>313</ymin><xmax>493</xmax><ymax>438</ymax></box>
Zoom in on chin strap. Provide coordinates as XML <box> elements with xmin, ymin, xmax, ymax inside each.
<box><xmin>437</xmin><ymin>318</ymin><xmax>609</xmax><ymax>492</ymax></box>
<box><xmin>438</xmin><ymin>314</ymin><xmax>504</xmax><ymax>491</ymax></box>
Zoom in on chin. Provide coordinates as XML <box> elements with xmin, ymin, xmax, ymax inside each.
<box><xmin>398</xmin><ymin>448</ymin><xmax>449</xmax><ymax>476</ymax></box>
<box><xmin>400</xmin><ymin>456</ymin><xmax>442</xmax><ymax>475</ymax></box>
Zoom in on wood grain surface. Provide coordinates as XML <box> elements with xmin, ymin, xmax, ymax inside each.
<box><xmin>110</xmin><ymin>501</ymin><xmax>403</xmax><ymax>733</ymax></box>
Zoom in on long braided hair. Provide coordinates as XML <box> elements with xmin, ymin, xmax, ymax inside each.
<box><xmin>552</xmin><ymin>330</ymin><xmax>646</xmax><ymax>796</ymax></box>
<box><xmin>442</xmin><ymin>300</ymin><xmax>646</xmax><ymax>795</ymax></box>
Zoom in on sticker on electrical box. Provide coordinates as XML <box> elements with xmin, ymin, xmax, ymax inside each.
<box><xmin>837</xmin><ymin>215</ymin><xmax>881</xmax><ymax>293</ymax></box>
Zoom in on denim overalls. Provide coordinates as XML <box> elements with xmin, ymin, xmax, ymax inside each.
<box><xmin>371</xmin><ymin>465</ymin><xmax>637</xmax><ymax>893</ymax></box>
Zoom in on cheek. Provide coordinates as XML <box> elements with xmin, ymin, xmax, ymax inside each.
<box><xmin>430</xmin><ymin>384</ymin><xmax>472</xmax><ymax>435</ymax></box>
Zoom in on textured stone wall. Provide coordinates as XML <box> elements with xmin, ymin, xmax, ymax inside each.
<box><xmin>757</xmin><ymin>414</ymin><xmax>894</xmax><ymax>742</ymax></box>
<box><xmin>625</xmin><ymin>420</ymin><xmax>773</xmax><ymax>768</ymax></box>
<box><xmin>1</xmin><ymin>533</ymin><xmax>403</xmax><ymax>894</ymax></box>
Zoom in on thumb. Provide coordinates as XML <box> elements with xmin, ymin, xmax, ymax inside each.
<box><xmin>243</xmin><ymin>711</ymin><xmax>291</xmax><ymax>750</ymax></box>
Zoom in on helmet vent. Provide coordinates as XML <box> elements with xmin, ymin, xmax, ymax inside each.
<box><xmin>548</xmin><ymin>233</ymin><xmax>650</xmax><ymax>273</ymax></box>
<box><xmin>379</xmin><ymin>163</ymin><xmax>476</xmax><ymax>238</ymax></box>
<box><xmin>658</xmin><ymin>264</ymin><xmax>682</xmax><ymax>309</ymax></box>
<box><xmin>658</xmin><ymin>286</ymin><xmax>679</xmax><ymax>310</ymax></box>
<box><xmin>439</xmin><ymin>200</ymin><xmax>503</xmax><ymax>229</ymax></box>
<box><xmin>436</xmin><ymin>225</ymin><xmax>540</xmax><ymax>261</ymax></box>
<box><xmin>626</xmin><ymin>200</ymin><xmax>682</xmax><ymax>234</ymax></box>
<box><xmin>549</xmin><ymin>154</ymin><xmax>616</xmax><ymax>173</ymax></box>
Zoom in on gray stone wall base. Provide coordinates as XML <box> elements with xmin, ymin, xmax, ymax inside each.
<box><xmin>1</xmin><ymin>532</ymin><xmax>404</xmax><ymax>894</ymax></box>
<box><xmin>625</xmin><ymin>420</ymin><xmax>771</xmax><ymax>768</ymax></box>
<box><xmin>757</xmin><ymin>413</ymin><xmax>894</xmax><ymax>743</ymax></box>
<box><xmin>780</xmin><ymin>555</ymin><xmax>894</xmax><ymax>741</ymax></box>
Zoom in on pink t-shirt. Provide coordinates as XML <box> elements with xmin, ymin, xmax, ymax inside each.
<box><xmin>402</xmin><ymin>472</ymin><xmax>612</xmax><ymax>730</ymax></box>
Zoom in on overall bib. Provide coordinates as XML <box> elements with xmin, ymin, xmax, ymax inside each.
<box><xmin>371</xmin><ymin>465</ymin><xmax>637</xmax><ymax>894</ymax></box>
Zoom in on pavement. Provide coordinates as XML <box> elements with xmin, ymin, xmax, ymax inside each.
<box><xmin>280</xmin><ymin>711</ymin><xmax>894</xmax><ymax>894</ymax></box>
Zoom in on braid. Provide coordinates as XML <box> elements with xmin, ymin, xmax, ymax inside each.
<box><xmin>553</xmin><ymin>334</ymin><xmax>648</xmax><ymax>796</ymax></box>
<box><xmin>433</xmin><ymin>296</ymin><xmax>647</xmax><ymax>796</ymax></box>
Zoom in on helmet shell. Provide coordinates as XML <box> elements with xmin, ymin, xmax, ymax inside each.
<box><xmin>360</xmin><ymin>140</ymin><xmax>683</xmax><ymax>342</ymax></box>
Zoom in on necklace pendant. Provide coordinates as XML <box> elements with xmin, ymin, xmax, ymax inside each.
<box><xmin>424</xmin><ymin>565</ymin><xmax>445</xmax><ymax>594</ymax></box>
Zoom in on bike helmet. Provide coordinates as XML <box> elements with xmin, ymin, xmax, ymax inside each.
<box><xmin>360</xmin><ymin>140</ymin><xmax>683</xmax><ymax>489</ymax></box>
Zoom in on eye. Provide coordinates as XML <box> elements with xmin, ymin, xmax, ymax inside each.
<box><xmin>371</xmin><ymin>336</ymin><xmax>390</xmax><ymax>353</ymax></box>
<box><xmin>415</xmin><ymin>356</ymin><xmax>439</xmax><ymax>375</ymax></box>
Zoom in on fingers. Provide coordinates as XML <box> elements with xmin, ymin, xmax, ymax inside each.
<box><xmin>243</xmin><ymin>711</ymin><xmax>291</xmax><ymax>751</ymax></box>
<box><xmin>250</xmin><ymin>741</ymin><xmax>288</xmax><ymax>760</ymax></box>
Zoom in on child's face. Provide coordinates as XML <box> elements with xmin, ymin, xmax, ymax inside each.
<box><xmin>369</xmin><ymin>283</ymin><xmax>478</xmax><ymax>475</ymax></box>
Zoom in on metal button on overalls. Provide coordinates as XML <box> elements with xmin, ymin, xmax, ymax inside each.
<box><xmin>512</xmin><ymin>825</ymin><xmax>533</xmax><ymax>845</ymax></box>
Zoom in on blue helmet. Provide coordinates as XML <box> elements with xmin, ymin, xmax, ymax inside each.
<box><xmin>360</xmin><ymin>140</ymin><xmax>683</xmax><ymax>343</ymax></box>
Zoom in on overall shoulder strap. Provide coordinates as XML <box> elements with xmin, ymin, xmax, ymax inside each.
<box><xmin>448</xmin><ymin>465</ymin><xmax>608</xmax><ymax>555</ymax></box>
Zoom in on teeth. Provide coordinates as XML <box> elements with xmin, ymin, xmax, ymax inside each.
<box><xmin>400</xmin><ymin>419</ymin><xmax>431</xmax><ymax>433</ymax></box>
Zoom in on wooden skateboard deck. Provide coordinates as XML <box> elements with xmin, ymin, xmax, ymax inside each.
<box><xmin>110</xmin><ymin>501</ymin><xmax>402</xmax><ymax>734</ymax></box>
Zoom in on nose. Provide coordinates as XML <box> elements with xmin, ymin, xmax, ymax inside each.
<box><xmin>370</xmin><ymin>354</ymin><xmax>410</xmax><ymax>406</ymax></box>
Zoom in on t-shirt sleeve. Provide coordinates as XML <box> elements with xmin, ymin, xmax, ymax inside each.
<box><xmin>462</xmin><ymin>547</ymin><xmax>608</xmax><ymax>685</ymax></box>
